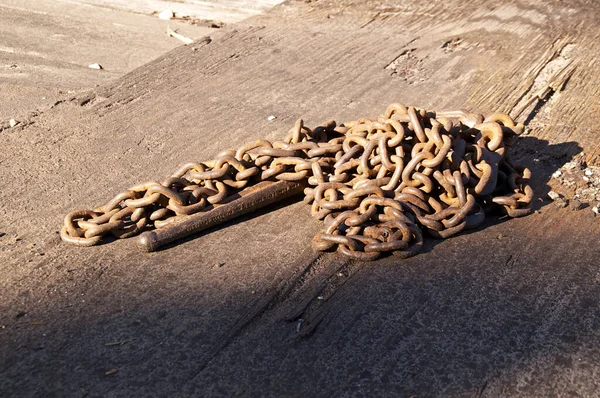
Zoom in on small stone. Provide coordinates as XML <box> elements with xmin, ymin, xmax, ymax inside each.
<box><xmin>267</xmin><ymin>115</ymin><xmax>277</xmax><ymax>121</ymax></box>
<box><xmin>0</xmin><ymin>232</ymin><xmax>6</xmax><ymax>238</ymax></box>
<box><xmin>552</xmin><ymin>170</ymin><xmax>562</xmax><ymax>179</ymax></box>
<box><xmin>9</xmin><ymin>119</ymin><xmax>18</xmax><ymax>127</ymax></box>
<box><xmin>88</xmin><ymin>63</ymin><xmax>103</xmax><ymax>70</ymax></box>
<box><xmin>580</xmin><ymin>188</ymin><xmax>597</xmax><ymax>198</ymax></box>
<box><xmin>585</xmin><ymin>168</ymin><xmax>594</xmax><ymax>176</ymax></box>
<box><xmin>548</xmin><ymin>190</ymin><xmax>560</xmax><ymax>200</ymax></box>
<box><xmin>583</xmin><ymin>176</ymin><xmax>591</xmax><ymax>182</ymax></box>
<box><xmin>592</xmin><ymin>206</ymin><xmax>600</xmax><ymax>216</ymax></box>
<box><xmin>554</xmin><ymin>197</ymin><xmax>568</xmax><ymax>208</ymax></box>
<box><xmin>497</xmin><ymin>233</ymin><xmax>504</xmax><ymax>240</ymax></box>
<box><xmin>158</xmin><ymin>9</ymin><xmax>174</xmax><ymax>20</ymax></box>
<box><xmin>563</xmin><ymin>160</ymin><xmax>582</xmax><ymax>170</ymax></box>
<box><xmin>569</xmin><ymin>199</ymin><xmax>585</xmax><ymax>211</ymax></box>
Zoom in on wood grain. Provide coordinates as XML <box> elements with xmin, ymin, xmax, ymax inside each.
<box><xmin>1</xmin><ymin>0</ymin><xmax>600</xmax><ymax>396</ymax></box>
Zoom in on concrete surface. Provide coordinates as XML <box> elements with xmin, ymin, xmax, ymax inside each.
<box><xmin>1</xmin><ymin>0</ymin><xmax>600</xmax><ymax>397</ymax></box>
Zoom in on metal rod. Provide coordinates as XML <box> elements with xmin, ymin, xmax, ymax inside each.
<box><xmin>138</xmin><ymin>180</ymin><xmax>306</xmax><ymax>252</ymax></box>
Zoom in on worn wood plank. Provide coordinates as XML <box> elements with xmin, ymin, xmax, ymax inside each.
<box><xmin>1</xmin><ymin>0</ymin><xmax>600</xmax><ymax>396</ymax></box>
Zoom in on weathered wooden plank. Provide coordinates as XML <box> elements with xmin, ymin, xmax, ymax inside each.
<box><xmin>1</xmin><ymin>0</ymin><xmax>600</xmax><ymax>396</ymax></box>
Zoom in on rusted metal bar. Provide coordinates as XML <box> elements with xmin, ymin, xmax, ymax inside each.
<box><xmin>138</xmin><ymin>180</ymin><xmax>306</xmax><ymax>252</ymax></box>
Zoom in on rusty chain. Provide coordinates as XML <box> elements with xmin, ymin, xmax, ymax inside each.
<box><xmin>61</xmin><ymin>103</ymin><xmax>533</xmax><ymax>260</ymax></box>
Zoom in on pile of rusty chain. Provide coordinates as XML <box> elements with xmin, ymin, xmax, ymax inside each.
<box><xmin>61</xmin><ymin>103</ymin><xmax>533</xmax><ymax>260</ymax></box>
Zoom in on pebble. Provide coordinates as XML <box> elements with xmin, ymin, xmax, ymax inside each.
<box><xmin>580</xmin><ymin>188</ymin><xmax>597</xmax><ymax>198</ymax></box>
<box><xmin>552</xmin><ymin>170</ymin><xmax>562</xmax><ymax>179</ymax></box>
<box><xmin>548</xmin><ymin>190</ymin><xmax>560</xmax><ymax>200</ymax></box>
<box><xmin>554</xmin><ymin>197</ymin><xmax>568</xmax><ymax>208</ymax></box>
<box><xmin>9</xmin><ymin>119</ymin><xmax>18</xmax><ymax>127</ymax></box>
<box><xmin>563</xmin><ymin>161</ymin><xmax>578</xmax><ymax>170</ymax></box>
<box><xmin>88</xmin><ymin>63</ymin><xmax>103</xmax><ymax>70</ymax></box>
<box><xmin>569</xmin><ymin>199</ymin><xmax>585</xmax><ymax>211</ymax></box>
<box><xmin>592</xmin><ymin>206</ymin><xmax>600</xmax><ymax>216</ymax></box>
<box><xmin>158</xmin><ymin>9</ymin><xmax>174</xmax><ymax>20</ymax></box>
<box><xmin>585</xmin><ymin>168</ymin><xmax>594</xmax><ymax>176</ymax></box>
<box><xmin>267</xmin><ymin>115</ymin><xmax>277</xmax><ymax>121</ymax></box>
<box><xmin>296</xmin><ymin>319</ymin><xmax>304</xmax><ymax>333</ymax></box>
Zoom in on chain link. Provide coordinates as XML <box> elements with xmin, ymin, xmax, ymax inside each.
<box><xmin>61</xmin><ymin>103</ymin><xmax>532</xmax><ymax>259</ymax></box>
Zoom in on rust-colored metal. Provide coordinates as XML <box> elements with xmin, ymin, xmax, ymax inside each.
<box><xmin>138</xmin><ymin>180</ymin><xmax>306</xmax><ymax>252</ymax></box>
<box><xmin>61</xmin><ymin>103</ymin><xmax>533</xmax><ymax>260</ymax></box>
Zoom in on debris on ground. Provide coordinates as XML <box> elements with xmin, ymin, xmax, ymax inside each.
<box><xmin>549</xmin><ymin>152</ymin><xmax>600</xmax><ymax>215</ymax></box>
<box><xmin>88</xmin><ymin>63</ymin><xmax>103</xmax><ymax>70</ymax></box>
<box><xmin>158</xmin><ymin>9</ymin><xmax>174</xmax><ymax>20</ymax></box>
<box><xmin>167</xmin><ymin>27</ymin><xmax>194</xmax><ymax>44</ymax></box>
<box><xmin>554</xmin><ymin>196</ymin><xmax>569</xmax><ymax>208</ymax></box>
<box><xmin>104</xmin><ymin>369</ymin><xmax>118</xmax><ymax>376</ymax></box>
<box><xmin>548</xmin><ymin>190</ymin><xmax>560</xmax><ymax>200</ymax></box>
<box><xmin>569</xmin><ymin>198</ymin><xmax>586</xmax><ymax>211</ymax></box>
<box><xmin>296</xmin><ymin>319</ymin><xmax>304</xmax><ymax>333</ymax></box>
<box><xmin>173</xmin><ymin>15</ymin><xmax>225</xmax><ymax>29</ymax></box>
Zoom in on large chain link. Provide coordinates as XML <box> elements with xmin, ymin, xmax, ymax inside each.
<box><xmin>61</xmin><ymin>103</ymin><xmax>532</xmax><ymax>260</ymax></box>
